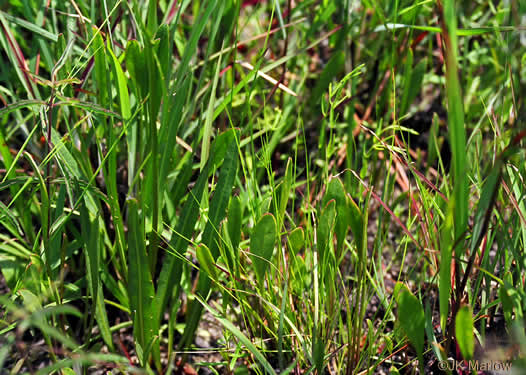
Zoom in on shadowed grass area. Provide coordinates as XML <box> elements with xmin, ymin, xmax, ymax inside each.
<box><xmin>1</xmin><ymin>1</ymin><xmax>526</xmax><ymax>374</ymax></box>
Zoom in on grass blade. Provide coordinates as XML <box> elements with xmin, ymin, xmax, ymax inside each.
<box><xmin>127</xmin><ymin>199</ymin><xmax>155</xmax><ymax>365</ymax></box>
<box><xmin>181</xmin><ymin>134</ymin><xmax>239</xmax><ymax>348</ymax></box>
<box><xmin>439</xmin><ymin>0</ymin><xmax>468</xmax><ymax>338</ymax></box>
<box><xmin>0</xmin><ymin>11</ymin><xmax>58</xmax><ymax>42</ymax></box>
<box><xmin>196</xmin><ymin>297</ymin><xmax>278</xmax><ymax>375</ymax></box>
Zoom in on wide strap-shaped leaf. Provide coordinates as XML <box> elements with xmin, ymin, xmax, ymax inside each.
<box><xmin>127</xmin><ymin>199</ymin><xmax>155</xmax><ymax>365</ymax></box>
<box><xmin>395</xmin><ymin>283</ymin><xmax>425</xmax><ymax>363</ymax></box>
<box><xmin>180</xmin><ymin>135</ymin><xmax>239</xmax><ymax>349</ymax></box>
<box><xmin>250</xmin><ymin>213</ymin><xmax>278</xmax><ymax>283</ymax></box>
<box><xmin>455</xmin><ymin>304</ymin><xmax>474</xmax><ymax>360</ymax></box>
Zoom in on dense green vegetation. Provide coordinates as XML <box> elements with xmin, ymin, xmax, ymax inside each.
<box><xmin>1</xmin><ymin>0</ymin><xmax>526</xmax><ymax>373</ymax></box>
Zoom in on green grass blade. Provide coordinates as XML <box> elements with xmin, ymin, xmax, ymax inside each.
<box><xmin>159</xmin><ymin>0</ymin><xmax>219</xmax><ymax>183</ymax></box>
<box><xmin>0</xmin><ymin>12</ymin><xmax>40</xmax><ymax>100</ymax></box>
<box><xmin>277</xmin><ymin>158</ymin><xmax>293</xmax><ymax>231</ymax></box>
<box><xmin>439</xmin><ymin>0</ymin><xmax>468</xmax><ymax>336</ymax></box>
<box><xmin>196</xmin><ymin>297</ymin><xmax>278</xmax><ymax>375</ymax></box>
<box><xmin>196</xmin><ymin>244</ymin><xmax>217</xmax><ymax>280</ymax></box>
<box><xmin>153</xmin><ymin>157</ymin><xmax>213</xmax><ymax>324</ymax></box>
<box><xmin>0</xmin><ymin>99</ymin><xmax>46</xmax><ymax>116</ymax></box>
<box><xmin>201</xmin><ymin>136</ymin><xmax>239</xmax><ymax>258</ymax></box>
<box><xmin>0</xmin><ymin>11</ymin><xmax>58</xmax><ymax>42</ymax></box>
<box><xmin>442</xmin><ymin>0</ymin><xmax>468</xmax><ymax>244</ymax></box>
<box><xmin>181</xmin><ymin>134</ymin><xmax>239</xmax><ymax>348</ymax></box>
<box><xmin>94</xmin><ymin>283</ymin><xmax>114</xmax><ymax>351</ymax></box>
<box><xmin>107</xmin><ymin>47</ymin><xmax>131</xmax><ymax>121</ymax></box>
<box><xmin>24</xmin><ymin>152</ymin><xmax>50</xmax><ymax>275</ymax></box>
<box><xmin>226</xmin><ymin>195</ymin><xmax>242</xmax><ymax>271</ymax></box>
<box><xmin>127</xmin><ymin>199</ymin><xmax>155</xmax><ymax>365</ymax></box>
<box><xmin>201</xmin><ymin>45</ymin><xmax>224</xmax><ymax>170</ymax></box>
<box><xmin>374</xmin><ymin>23</ymin><xmax>516</xmax><ymax>36</ymax></box>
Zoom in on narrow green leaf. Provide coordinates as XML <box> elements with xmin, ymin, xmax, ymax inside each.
<box><xmin>0</xmin><ymin>11</ymin><xmax>58</xmax><ymax>41</ymax></box>
<box><xmin>470</xmin><ymin>159</ymin><xmax>503</xmax><ymax>252</ymax></box>
<box><xmin>499</xmin><ymin>272</ymin><xmax>518</xmax><ymax>326</ymax></box>
<box><xmin>201</xmin><ymin>135</ymin><xmax>239</xmax><ymax>259</ymax></box>
<box><xmin>108</xmin><ymin>47</ymin><xmax>132</xmax><ymax>120</ymax></box>
<box><xmin>440</xmin><ymin>1</ymin><xmax>468</xmax><ymax>337</ymax></box>
<box><xmin>196</xmin><ymin>244</ymin><xmax>217</xmax><ymax>280</ymax></box>
<box><xmin>155</xmin><ymin>24</ymin><xmax>171</xmax><ymax>84</ymax></box>
<box><xmin>196</xmin><ymin>297</ymin><xmax>277</xmax><ymax>375</ymax></box>
<box><xmin>0</xmin><ymin>200</ymin><xmax>23</xmax><ymax>237</ymax></box>
<box><xmin>81</xmin><ymin>206</ymin><xmax>99</xmax><ymax>313</ymax></box>
<box><xmin>425</xmin><ymin>302</ymin><xmax>444</xmax><ymax>362</ymax></box>
<box><xmin>91</xmin><ymin>27</ymin><xmax>109</xmax><ymax>107</ymax></box>
<box><xmin>127</xmin><ymin>199</ymin><xmax>155</xmax><ymax>364</ymax></box>
<box><xmin>374</xmin><ymin>23</ymin><xmax>516</xmax><ymax>36</ymax></box>
<box><xmin>24</xmin><ymin>152</ymin><xmax>50</xmax><ymax>275</ymax></box>
<box><xmin>227</xmin><ymin>195</ymin><xmax>242</xmax><ymax>268</ymax></box>
<box><xmin>146</xmin><ymin>0</ymin><xmax>158</xmax><ymax>35</ymax></box>
<box><xmin>159</xmin><ymin>0</ymin><xmax>219</xmax><ymax>182</ymax></box>
<box><xmin>201</xmin><ymin>44</ymin><xmax>223</xmax><ymax>170</ymax></box>
<box><xmin>54</xmin><ymin>99</ymin><xmax>121</xmax><ymax>118</ymax></box>
<box><xmin>181</xmin><ymin>134</ymin><xmax>239</xmax><ymax>348</ymax></box>
<box><xmin>0</xmin><ymin>99</ymin><xmax>46</xmax><ymax>117</ymax></box>
<box><xmin>439</xmin><ymin>208</ymin><xmax>454</xmax><ymax>332</ymax></box>
<box><xmin>400</xmin><ymin>50</ymin><xmax>426</xmax><ymax>116</ymax></box>
<box><xmin>95</xmin><ymin>283</ymin><xmax>114</xmax><ymax>350</ymax></box>
<box><xmin>0</xmin><ymin>13</ymin><xmax>39</xmax><ymax>99</ymax></box>
<box><xmin>277</xmin><ymin>158</ymin><xmax>293</xmax><ymax>230</ymax></box>
<box><xmin>400</xmin><ymin>38</ymin><xmax>415</xmax><ymax>117</ymax></box>
<box><xmin>442</xmin><ymin>0</ymin><xmax>468</xmax><ymax>245</ymax></box>
<box><xmin>153</xmin><ymin>152</ymin><xmax>213</xmax><ymax>323</ymax></box>
<box><xmin>51</xmin><ymin>37</ymin><xmax>75</xmax><ymax>81</ymax></box>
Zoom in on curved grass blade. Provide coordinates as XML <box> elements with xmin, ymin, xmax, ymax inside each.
<box><xmin>0</xmin><ymin>99</ymin><xmax>46</xmax><ymax>116</ymax></box>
